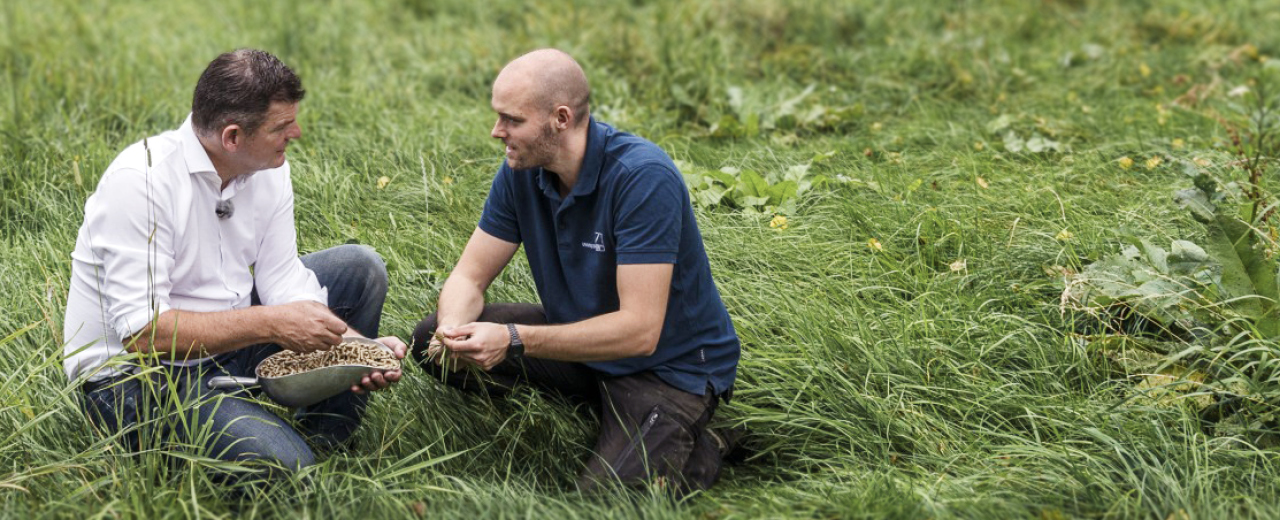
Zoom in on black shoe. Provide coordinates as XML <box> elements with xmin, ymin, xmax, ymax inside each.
<box><xmin>706</xmin><ymin>425</ymin><xmax>749</xmax><ymax>464</ymax></box>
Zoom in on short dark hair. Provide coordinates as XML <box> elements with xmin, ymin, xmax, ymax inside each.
<box><xmin>191</xmin><ymin>49</ymin><xmax>305</xmax><ymax>136</ymax></box>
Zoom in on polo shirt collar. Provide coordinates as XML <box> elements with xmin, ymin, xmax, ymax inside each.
<box><xmin>571</xmin><ymin>117</ymin><xmax>607</xmax><ymax>197</ymax></box>
<box><xmin>536</xmin><ymin>117</ymin><xmax>607</xmax><ymax>202</ymax></box>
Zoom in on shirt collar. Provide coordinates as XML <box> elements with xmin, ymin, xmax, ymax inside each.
<box><xmin>180</xmin><ymin>114</ymin><xmax>217</xmax><ymax>176</ymax></box>
<box><xmin>180</xmin><ymin>114</ymin><xmax>253</xmax><ymax>192</ymax></box>
<box><xmin>572</xmin><ymin>117</ymin><xmax>607</xmax><ymax>197</ymax></box>
<box><xmin>533</xmin><ymin>118</ymin><xmax>608</xmax><ymax>202</ymax></box>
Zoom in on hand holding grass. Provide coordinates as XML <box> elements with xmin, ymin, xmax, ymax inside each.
<box><xmin>426</xmin><ymin>327</ymin><xmax>467</xmax><ymax>379</ymax></box>
<box><xmin>434</xmin><ymin>322</ymin><xmax>512</xmax><ymax>371</ymax></box>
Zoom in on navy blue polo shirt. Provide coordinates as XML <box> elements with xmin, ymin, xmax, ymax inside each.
<box><xmin>478</xmin><ymin>118</ymin><xmax>740</xmax><ymax>396</ymax></box>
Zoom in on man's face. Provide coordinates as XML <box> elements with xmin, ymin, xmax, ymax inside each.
<box><xmin>238</xmin><ymin>101</ymin><xmax>302</xmax><ymax>171</ymax></box>
<box><xmin>490</xmin><ymin>76</ymin><xmax>557</xmax><ymax>171</ymax></box>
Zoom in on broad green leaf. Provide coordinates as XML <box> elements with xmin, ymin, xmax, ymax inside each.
<box><xmin>777</xmin><ymin>198</ymin><xmax>798</xmax><ymax>216</ymax></box>
<box><xmin>695</xmin><ymin>189</ymin><xmax>725</xmax><ymax>208</ymax></box>
<box><xmin>1175</xmin><ymin>188</ymin><xmax>1215</xmax><ymax>223</ymax></box>
<box><xmin>1002</xmin><ymin>131</ymin><xmax>1025</xmax><ymax>153</ymax></box>
<box><xmin>744</xmin><ymin>112</ymin><xmax>760</xmax><ymax>137</ymax></box>
<box><xmin>727</xmin><ymin>86</ymin><xmax>744</xmax><ymax>112</ymax></box>
<box><xmin>812</xmin><ymin>150</ymin><xmax>838</xmax><ymax>163</ymax></box>
<box><xmin>778</xmin><ymin>83</ymin><xmax>817</xmax><ymax>117</ymax></box>
<box><xmin>1170</xmin><ymin>240</ymin><xmax>1209</xmax><ymax>263</ymax></box>
<box><xmin>1026</xmin><ymin>135</ymin><xmax>1063</xmax><ymax>153</ymax></box>
<box><xmin>671</xmin><ymin>83</ymin><xmax>695</xmax><ymax>108</ymax></box>
<box><xmin>708</xmin><ymin>170</ymin><xmax>737</xmax><ymax>187</ymax></box>
<box><xmin>709</xmin><ymin>114</ymin><xmax>741</xmax><ymax>138</ymax></box>
<box><xmin>1137</xmin><ymin>237</ymin><xmax>1169</xmax><ymax>274</ymax></box>
<box><xmin>743</xmin><ymin>195</ymin><xmax>770</xmax><ymax>209</ymax></box>
<box><xmin>785</xmin><ymin>163</ymin><xmax>811</xmax><ymax>182</ymax></box>
<box><xmin>739</xmin><ymin>170</ymin><xmax>769</xmax><ymax>198</ymax></box>
<box><xmin>1205</xmin><ymin>212</ymin><xmax>1278</xmax><ymax>336</ymax></box>
<box><xmin>768</xmin><ymin>180</ymin><xmax>799</xmax><ymax>206</ymax></box>
<box><xmin>987</xmin><ymin>114</ymin><xmax>1015</xmax><ymax>134</ymax></box>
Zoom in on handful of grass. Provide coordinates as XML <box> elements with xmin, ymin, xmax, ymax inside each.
<box><xmin>431</xmin><ymin>331</ymin><xmax>457</xmax><ymax>381</ymax></box>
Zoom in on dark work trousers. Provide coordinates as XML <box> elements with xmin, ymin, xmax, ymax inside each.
<box><xmin>411</xmin><ymin>303</ymin><xmax>726</xmax><ymax>496</ymax></box>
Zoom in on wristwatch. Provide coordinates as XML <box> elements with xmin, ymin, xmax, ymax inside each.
<box><xmin>505</xmin><ymin>323</ymin><xmax>525</xmax><ymax>359</ymax></box>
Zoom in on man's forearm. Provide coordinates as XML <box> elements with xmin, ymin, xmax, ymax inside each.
<box><xmin>126</xmin><ymin>307</ymin><xmax>282</xmax><ymax>358</ymax></box>
<box><xmin>516</xmin><ymin>309</ymin><xmax>660</xmax><ymax>362</ymax></box>
<box><xmin>434</xmin><ymin>274</ymin><xmax>487</xmax><ymax>332</ymax></box>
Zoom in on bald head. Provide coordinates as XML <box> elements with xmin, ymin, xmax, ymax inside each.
<box><xmin>495</xmin><ymin>49</ymin><xmax>591</xmax><ymax>127</ymax></box>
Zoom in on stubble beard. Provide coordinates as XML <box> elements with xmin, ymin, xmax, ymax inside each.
<box><xmin>510</xmin><ymin>123</ymin><xmax>558</xmax><ymax>170</ymax></box>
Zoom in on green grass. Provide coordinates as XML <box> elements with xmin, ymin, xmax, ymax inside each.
<box><xmin>5</xmin><ymin>0</ymin><xmax>1280</xmax><ymax>517</ymax></box>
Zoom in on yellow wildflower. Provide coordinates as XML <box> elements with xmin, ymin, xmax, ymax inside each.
<box><xmin>871</xmin><ymin>122</ymin><xmax>883</xmax><ymax>132</ymax></box>
<box><xmin>1193</xmin><ymin>157</ymin><xmax>1210</xmax><ymax>167</ymax></box>
<box><xmin>1139</xmin><ymin>63</ymin><xmax>1151</xmax><ymax>78</ymax></box>
<box><xmin>1172</xmin><ymin>138</ymin><xmax>1185</xmax><ymax>149</ymax></box>
<box><xmin>1145</xmin><ymin>156</ymin><xmax>1162</xmax><ymax>169</ymax></box>
<box><xmin>769</xmin><ymin>215</ymin><xmax>788</xmax><ymax>230</ymax></box>
<box><xmin>1055</xmin><ymin>229</ymin><xmax>1073</xmax><ymax>241</ymax></box>
<box><xmin>377</xmin><ymin>176</ymin><xmax>391</xmax><ymax>189</ymax></box>
<box><xmin>868</xmin><ymin>238</ymin><xmax>884</xmax><ymax>252</ymax></box>
<box><xmin>1118</xmin><ymin>157</ymin><xmax>1134</xmax><ymax>169</ymax></box>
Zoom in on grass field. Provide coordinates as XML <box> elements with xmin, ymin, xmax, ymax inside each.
<box><xmin>5</xmin><ymin>0</ymin><xmax>1280</xmax><ymax>518</ymax></box>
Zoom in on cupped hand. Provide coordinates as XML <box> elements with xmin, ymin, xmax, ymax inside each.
<box><xmin>351</xmin><ymin>335</ymin><xmax>407</xmax><ymax>394</ymax></box>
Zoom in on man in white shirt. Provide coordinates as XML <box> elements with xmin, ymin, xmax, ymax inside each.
<box><xmin>62</xmin><ymin>49</ymin><xmax>405</xmax><ymax>478</ymax></box>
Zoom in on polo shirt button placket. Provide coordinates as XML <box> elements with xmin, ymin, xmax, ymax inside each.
<box><xmin>555</xmin><ymin>214</ymin><xmax>570</xmax><ymax>248</ymax></box>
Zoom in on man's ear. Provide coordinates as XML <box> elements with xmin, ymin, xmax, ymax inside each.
<box><xmin>220</xmin><ymin>124</ymin><xmax>243</xmax><ymax>151</ymax></box>
<box><xmin>553</xmin><ymin>106</ymin><xmax>572</xmax><ymax>130</ymax></box>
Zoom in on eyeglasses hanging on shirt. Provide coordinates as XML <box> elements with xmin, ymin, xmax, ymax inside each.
<box><xmin>216</xmin><ymin>200</ymin><xmax>234</xmax><ymax>220</ymax></box>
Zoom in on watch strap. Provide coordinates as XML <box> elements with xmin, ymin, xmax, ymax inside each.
<box><xmin>505</xmin><ymin>323</ymin><xmax>525</xmax><ymax>359</ymax></box>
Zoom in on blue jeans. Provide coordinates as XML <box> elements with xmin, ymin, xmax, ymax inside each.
<box><xmin>79</xmin><ymin>244</ymin><xmax>388</xmax><ymax>477</ymax></box>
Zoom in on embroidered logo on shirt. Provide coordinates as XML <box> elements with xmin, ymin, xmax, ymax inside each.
<box><xmin>582</xmin><ymin>232</ymin><xmax>606</xmax><ymax>252</ymax></box>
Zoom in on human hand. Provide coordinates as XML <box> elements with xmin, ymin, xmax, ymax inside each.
<box><xmin>439</xmin><ymin>322</ymin><xmax>511</xmax><ymax>371</ymax></box>
<box><xmin>422</xmin><ymin>326</ymin><xmax>461</xmax><ymax>369</ymax></box>
<box><xmin>351</xmin><ymin>336</ymin><xmax>407</xmax><ymax>394</ymax></box>
<box><xmin>271</xmin><ymin>301</ymin><xmax>346</xmax><ymax>353</ymax></box>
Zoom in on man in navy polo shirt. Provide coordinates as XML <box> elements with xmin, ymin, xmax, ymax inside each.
<box><xmin>411</xmin><ymin>48</ymin><xmax>742</xmax><ymax>495</ymax></box>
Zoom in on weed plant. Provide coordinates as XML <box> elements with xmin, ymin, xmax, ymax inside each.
<box><xmin>4</xmin><ymin>0</ymin><xmax>1280</xmax><ymax>518</ymax></box>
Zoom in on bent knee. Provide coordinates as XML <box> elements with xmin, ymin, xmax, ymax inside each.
<box><xmin>238</xmin><ymin>446</ymin><xmax>317</xmax><ymax>475</ymax></box>
<box><xmin>338</xmin><ymin>244</ymin><xmax>388</xmax><ymax>282</ymax></box>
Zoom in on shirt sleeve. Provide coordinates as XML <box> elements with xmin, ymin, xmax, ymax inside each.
<box><xmin>614</xmin><ymin>163</ymin><xmax>682</xmax><ymax>265</ymax></box>
<box><xmin>82</xmin><ymin>168</ymin><xmax>176</xmax><ymax>340</ymax></box>
<box><xmin>477</xmin><ymin>166</ymin><xmax>522</xmax><ymax>244</ymax></box>
<box><xmin>250</xmin><ymin>164</ymin><xmax>328</xmax><ymax>306</ymax></box>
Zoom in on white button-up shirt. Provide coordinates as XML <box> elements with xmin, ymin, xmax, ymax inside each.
<box><xmin>63</xmin><ymin>115</ymin><xmax>327</xmax><ymax>381</ymax></box>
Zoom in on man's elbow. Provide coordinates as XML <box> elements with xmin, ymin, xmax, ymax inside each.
<box><xmin>629</xmin><ymin>329</ymin><xmax>661</xmax><ymax>357</ymax></box>
<box><xmin>124</xmin><ymin>335</ymin><xmax>156</xmax><ymax>354</ymax></box>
